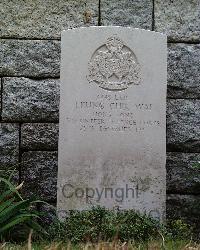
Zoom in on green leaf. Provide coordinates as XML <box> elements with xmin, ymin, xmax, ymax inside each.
<box><xmin>27</xmin><ymin>220</ymin><xmax>48</xmax><ymax>236</ymax></box>
<box><xmin>0</xmin><ymin>177</ymin><xmax>23</xmax><ymax>200</ymax></box>
<box><xmin>0</xmin><ymin>199</ymin><xmax>32</xmax><ymax>224</ymax></box>
<box><xmin>0</xmin><ymin>189</ymin><xmax>14</xmax><ymax>203</ymax></box>
<box><xmin>0</xmin><ymin>197</ymin><xmax>15</xmax><ymax>213</ymax></box>
<box><xmin>0</xmin><ymin>214</ymin><xmax>38</xmax><ymax>233</ymax></box>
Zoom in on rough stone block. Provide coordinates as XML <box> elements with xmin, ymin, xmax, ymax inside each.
<box><xmin>21</xmin><ymin>123</ymin><xmax>59</xmax><ymax>151</ymax></box>
<box><xmin>167</xmin><ymin>99</ymin><xmax>200</xmax><ymax>152</ymax></box>
<box><xmin>37</xmin><ymin>203</ymin><xmax>57</xmax><ymax>225</ymax></box>
<box><xmin>167</xmin><ymin>194</ymin><xmax>200</xmax><ymax>235</ymax></box>
<box><xmin>167</xmin><ymin>152</ymin><xmax>200</xmax><ymax>194</ymax></box>
<box><xmin>155</xmin><ymin>0</ymin><xmax>200</xmax><ymax>42</ymax></box>
<box><xmin>21</xmin><ymin>151</ymin><xmax>58</xmax><ymax>201</ymax></box>
<box><xmin>0</xmin><ymin>0</ymin><xmax>98</xmax><ymax>39</ymax></box>
<box><xmin>2</xmin><ymin>77</ymin><xmax>60</xmax><ymax>122</ymax></box>
<box><xmin>0</xmin><ymin>40</ymin><xmax>60</xmax><ymax>77</ymax></box>
<box><xmin>100</xmin><ymin>0</ymin><xmax>152</xmax><ymax>29</ymax></box>
<box><xmin>0</xmin><ymin>123</ymin><xmax>19</xmax><ymax>169</ymax></box>
<box><xmin>168</xmin><ymin>44</ymin><xmax>200</xmax><ymax>99</ymax></box>
<box><xmin>0</xmin><ymin>79</ymin><xmax>1</xmax><ymax>115</ymax></box>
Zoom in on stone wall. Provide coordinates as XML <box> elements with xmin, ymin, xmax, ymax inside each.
<box><xmin>0</xmin><ymin>0</ymin><xmax>199</xmax><ymax>231</ymax></box>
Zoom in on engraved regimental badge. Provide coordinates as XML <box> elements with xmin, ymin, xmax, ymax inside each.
<box><xmin>87</xmin><ymin>36</ymin><xmax>141</xmax><ymax>91</ymax></box>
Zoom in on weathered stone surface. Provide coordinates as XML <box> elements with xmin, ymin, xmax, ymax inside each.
<box><xmin>37</xmin><ymin>203</ymin><xmax>57</xmax><ymax>225</ymax></box>
<box><xmin>21</xmin><ymin>151</ymin><xmax>58</xmax><ymax>201</ymax></box>
<box><xmin>0</xmin><ymin>40</ymin><xmax>60</xmax><ymax>77</ymax></box>
<box><xmin>168</xmin><ymin>44</ymin><xmax>200</xmax><ymax>99</ymax></box>
<box><xmin>2</xmin><ymin>78</ymin><xmax>60</xmax><ymax>122</ymax></box>
<box><xmin>167</xmin><ymin>194</ymin><xmax>200</xmax><ymax>236</ymax></box>
<box><xmin>154</xmin><ymin>0</ymin><xmax>200</xmax><ymax>42</ymax></box>
<box><xmin>0</xmin><ymin>79</ymin><xmax>1</xmax><ymax>114</ymax></box>
<box><xmin>21</xmin><ymin>123</ymin><xmax>59</xmax><ymax>151</ymax></box>
<box><xmin>0</xmin><ymin>123</ymin><xmax>19</xmax><ymax>169</ymax></box>
<box><xmin>167</xmin><ymin>99</ymin><xmax>200</xmax><ymax>152</ymax></box>
<box><xmin>100</xmin><ymin>0</ymin><xmax>152</xmax><ymax>29</ymax></box>
<box><xmin>0</xmin><ymin>0</ymin><xmax>98</xmax><ymax>39</ymax></box>
<box><xmin>167</xmin><ymin>152</ymin><xmax>200</xmax><ymax>194</ymax></box>
<box><xmin>0</xmin><ymin>123</ymin><xmax>19</xmax><ymax>190</ymax></box>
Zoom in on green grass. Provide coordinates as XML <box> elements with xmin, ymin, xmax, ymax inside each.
<box><xmin>0</xmin><ymin>239</ymin><xmax>199</xmax><ymax>250</ymax></box>
<box><xmin>45</xmin><ymin>207</ymin><xmax>193</xmax><ymax>244</ymax></box>
<box><xmin>0</xmin><ymin>206</ymin><xmax>198</xmax><ymax>249</ymax></box>
<box><xmin>0</xmin><ymin>174</ymin><xmax>198</xmax><ymax>248</ymax></box>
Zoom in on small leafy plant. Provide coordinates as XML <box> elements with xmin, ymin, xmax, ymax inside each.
<box><xmin>0</xmin><ymin>176</ymin><xmax>46</xmax><ymax>241</ymax></box>
<box><xmin>46</xmin><ymin>207</ymin><xmax>193</xmax><ymax>244</ymax></box>
<box><xmin>47</xmin><ymin>207</ymin><xmax>164</xmax><ymax>243</ymax></box>
<box><xmin>166</xmin><ymin>219</ymin><xmax>193</xmax><ymax>240</ymax></box>
<box><xmin>192</xmin><ymin>162</ymin><xmax>200</xmax><ymax>170</ymax></box>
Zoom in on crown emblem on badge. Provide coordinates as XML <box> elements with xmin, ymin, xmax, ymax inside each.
<box><xmin>87</xmin><ymin>36</ymin><xmax>141</xmax><ymax>91</ymax></box>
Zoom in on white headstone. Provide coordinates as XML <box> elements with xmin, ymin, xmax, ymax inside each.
<box><xmin>57</xmin><ymin>27</ymin><xmax>167</xmax><ymax>221</ymax></box>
